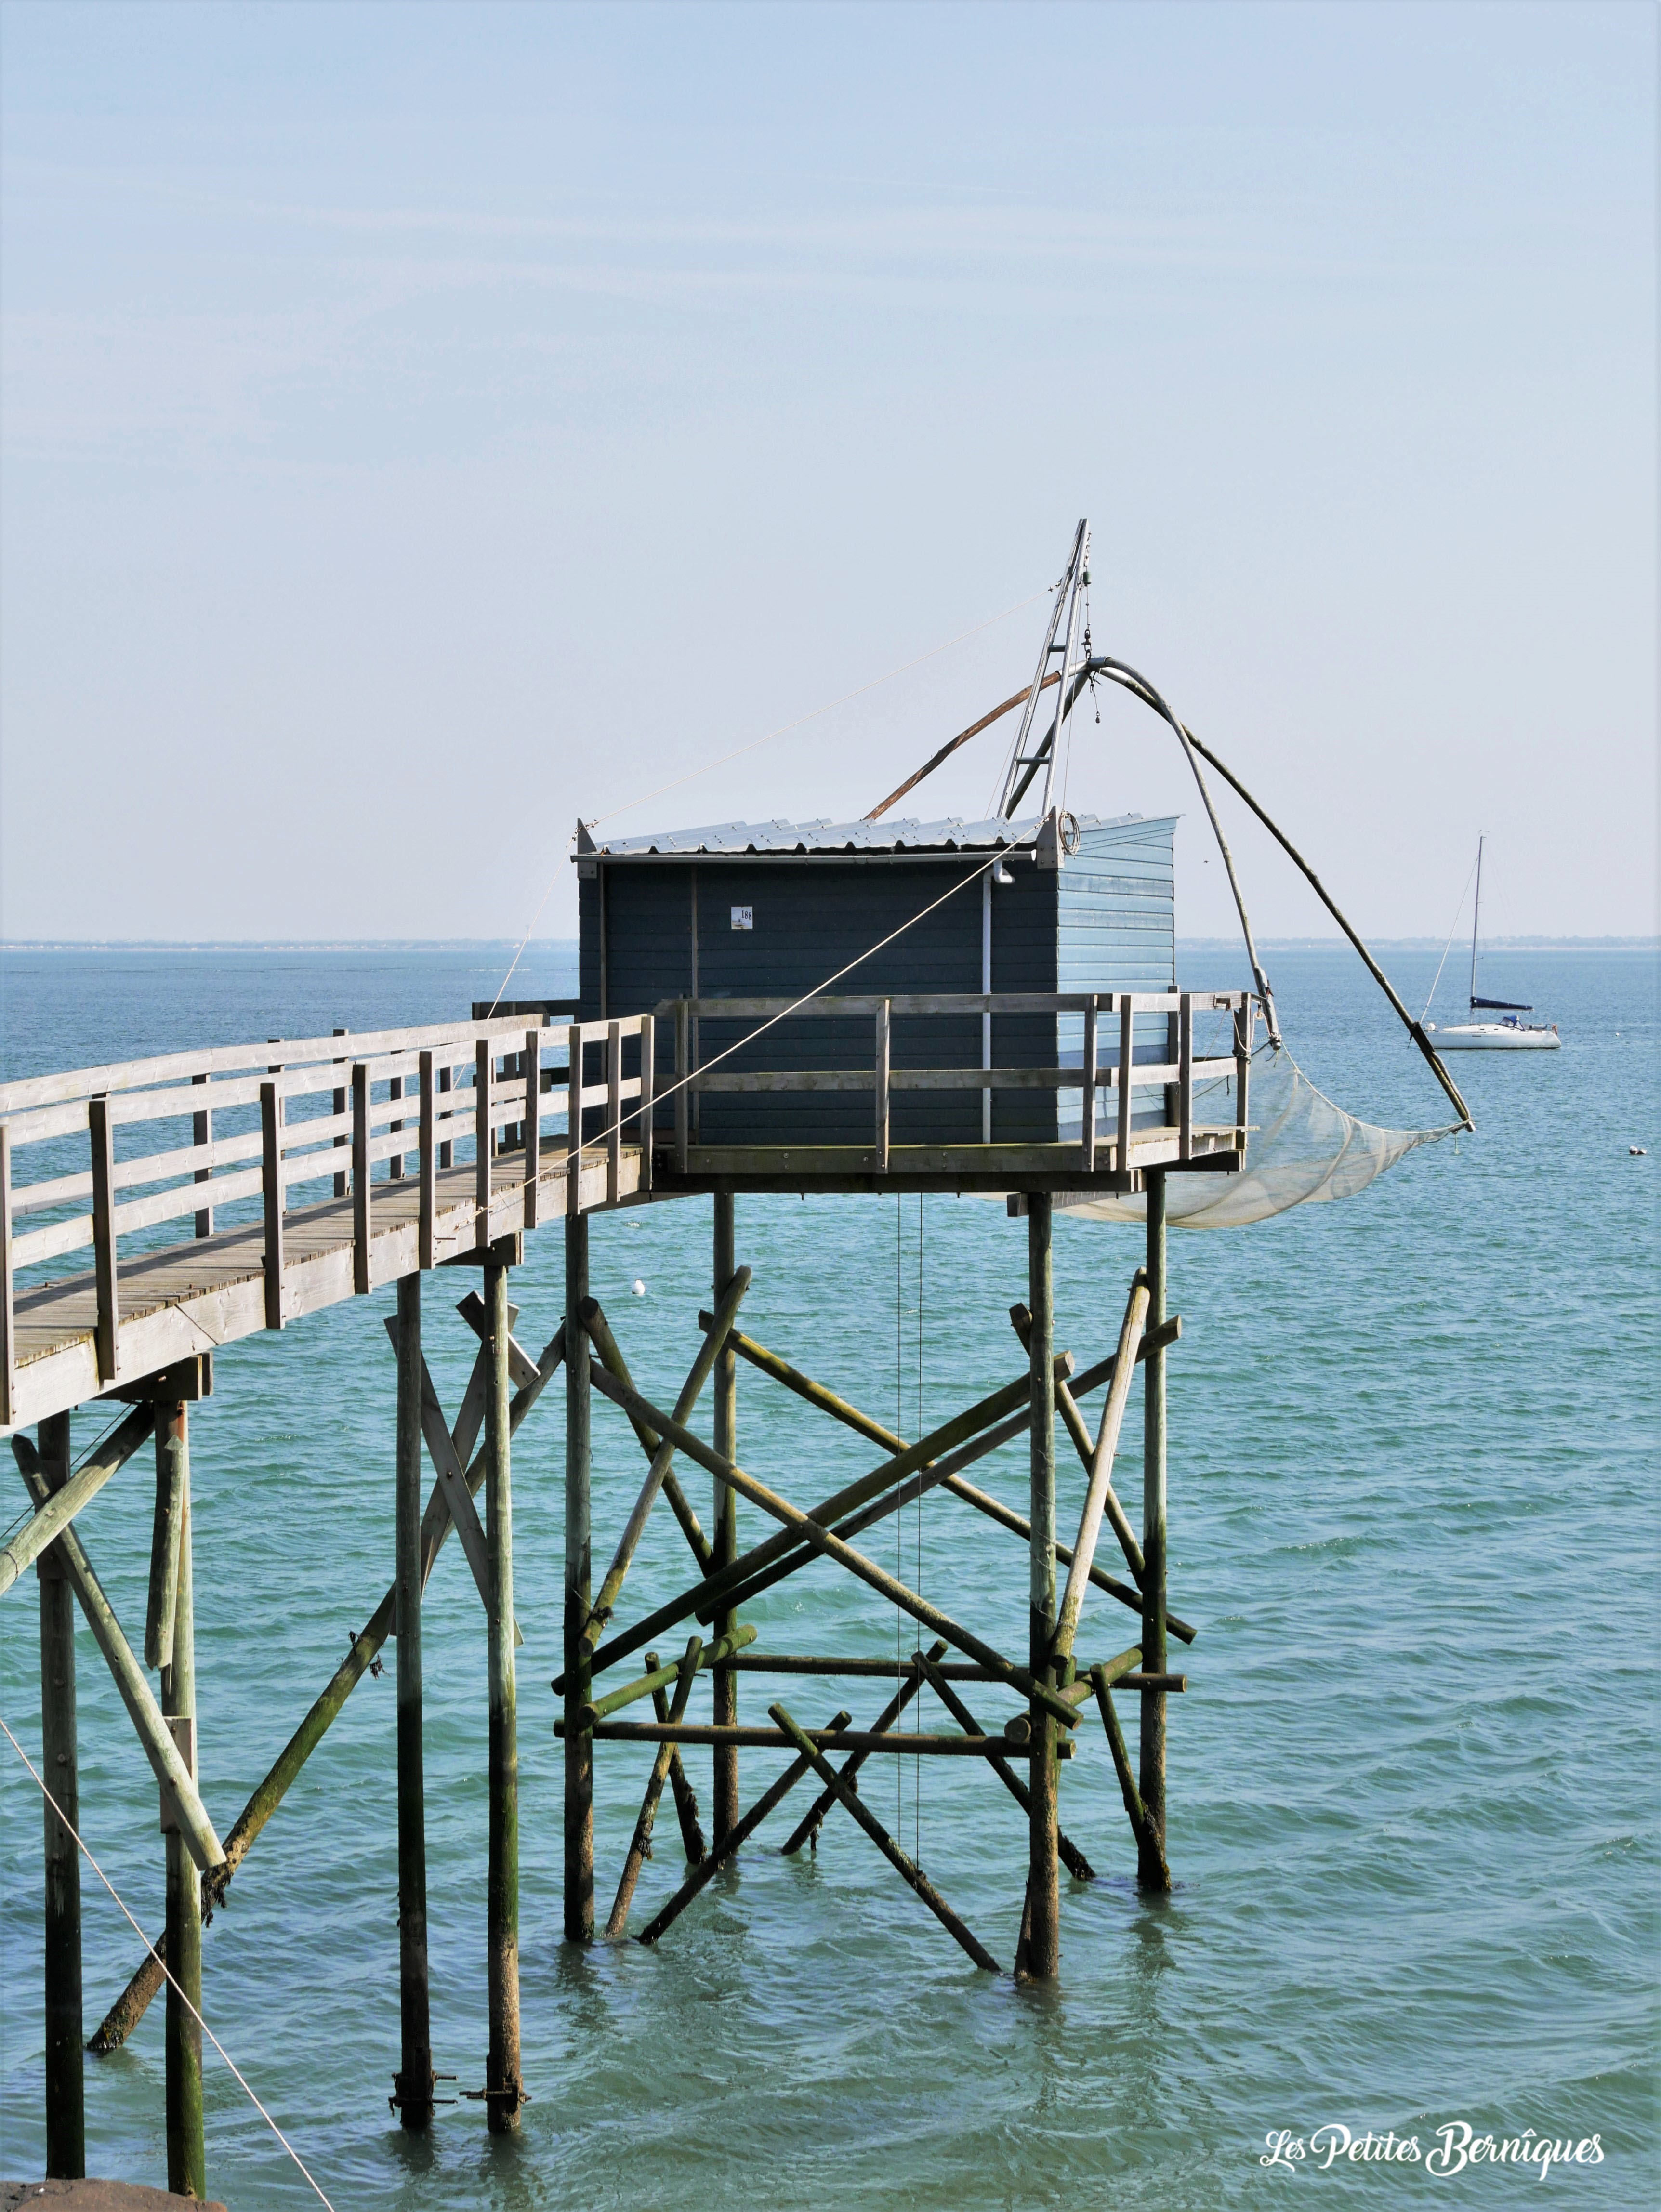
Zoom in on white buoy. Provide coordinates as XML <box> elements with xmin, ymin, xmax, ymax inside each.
<box><xmin>632</xmin><ymin>1278</ymin><xmax>646</xmax><ymax>1296</ymax></box>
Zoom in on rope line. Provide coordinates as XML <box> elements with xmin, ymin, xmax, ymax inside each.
<box><xmin>484</xmin><ymin>584</ymin><xmax>1047</xmax><ymax>1017</ymax></box>
<box><xmin>0</xmin><ymin>1713</ymin><xmax>340</xmax><ymax>2212</ymax></box>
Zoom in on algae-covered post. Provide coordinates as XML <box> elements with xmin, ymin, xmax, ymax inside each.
<box><xmin>393</xmin><ymin>1274</ymin><xmax>434</xmax><ymax>2130</ymax></box>
<box><xmin>712</xmin><ymin>1190</ymin><xmax>741</xmax><ymax>1848</ymax></box>
<box><xmin>485</xmin><ymin>1259</ymin><xmax>522</xmax><ymax>2131</ymax></box>
<box><xmin>159</xmin><ymin>1402</ymin><xmax>205</xmax><ymax>2202</ymax></box>
<box><xmin>564</xmin><ymin>1210</ymin><xmax>593</xmax><ymax>1943</ymax></box>
<box><xmin>1025</xmin><ymin>1194</ymin><xmax>1060</xmax><ymax>1977</ymax></box>
<box><xmin>1140</xmin><ymin>1170</ymin><xmax>1172</xmax><ymax>1892</ymax></box>
<box><xmin>38</xmin><ymin>1411</ymin><xmax>83</xmax><ymax>2183</ymax></box>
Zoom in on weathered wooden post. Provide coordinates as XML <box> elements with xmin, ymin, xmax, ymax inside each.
<box><xmin>712</xmin><ymin>1190</ymin><xmax>739</xmax><ymax>1845</ymax></box>
<box><xmin>564</xmin><ymin>1211</ymin><xmax>593</xmax><ymax>1942</ymax></box>
<box><xmin>1026</xmin><ymin>1192</ymin><xmax>1060</xmax><ymax>1975</ymax></box>
<box><xmin>1139</xmin><ymin>1167</ymin><xmax>1171</xmax><ymax>1889</ymax></box>
<box><xmin>485</xmin><ymin>1259</ymin><xmax>522</xmax><ymax>2130</ymax></box>
<box><xmin>158</xmin><ymin>1401</ymin><xmax>205</xmax><ymax>2201</ymax></box>
<box><xmin>37</xmin><ymin>1411</ymin><xmax>83</xmax><ymax>2180</ymax></box>
<box><xmin>393</xmin><ymin>1273</ymin><xmax>434</xmax><ymax>2129</ymax></box>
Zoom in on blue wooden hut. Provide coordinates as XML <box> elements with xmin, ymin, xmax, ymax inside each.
<box><xmin>574</xmin><ymin>808</ymin><xmax>1177</xmax><ymax>1149</ymax></box>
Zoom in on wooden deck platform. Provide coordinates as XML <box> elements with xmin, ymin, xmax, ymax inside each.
<box><xmin>5</xmin><ymin>1138</ymin><xmax>646</xmax><ymax>1432</ymax></box>
<box><xmin>7</xmin><ymin>1121</ymin><xmax>1239</xmax><ymax>1432</ymax></box>
<box><xmin>1</xmin><ymin>992</ymin><xmax>1252</xmax><ymax>1432</ymax></box>
<box><xmin>664</xmin><ymin>1124</ymin><xmax>1239</xmax><ymax>1194</ymax></box>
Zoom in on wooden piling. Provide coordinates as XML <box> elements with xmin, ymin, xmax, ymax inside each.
<box><xmin>1053</xmin><ymin>1273</ymin><xmax>1149</xmax><ymax>1664</ymax></box>
<box><xmin>663</xmin><ymin>1730</ymin><xmax>707</xmax><ymax>1867</ymax></box>
<box><xmin>579</xmin><ymin>1361</ymin><xmax>1085</xmax><ymax>1733</ymax></box>
<box><xmin>564</xmin><ymin>1211</ymin><xmax>593</xmax><ymax>1942</ymax></box>
<box><xmin>12</xmin><ymin>1439</ymin><xmax>222</xmax><ymax>1877</ymax></box>
<box><xmin>90</xmin><ymin>1318</ymin><xmax>568</xmax><ymax>2057</ymax></box>
<box><xmin>580</xmin><ymin>1299</ymin><xmax>714</xmax><ymax>1574</ymax></box>
<box><xmin>485</xmin><ymin>1260</ymin><xmax>522</xmax><ymax>2130</ymax></box>
<box><xmin>1140</xmin><ymin>1168</ymin><xmax>1170</xmax><ymax>1889</ymax></box>
<box><xmin>1026</xmin><ymin>1194</ymin><xmax>1060</xmax><ymax>1976</ymax></box>
<box><xmin>580</xmin><ymin>1270</ymin><xmax>751</xmax><ymax>1651</ymax></box>
<box><xmin>605</xmin><ymin>1639</ymin><xmax>702</xmax><ymax>1937</ymax></box>
<box><xmin>778</xmin><ymin>1642</ymin><xmax>945</xmax><ymax>1856</ymax></box>
<box><xmin>638</xmin><ymin>1706</ymin><xmax>852</xmax><ymax>1947</ymax></box>
<box><xmin>712</xmin><ymin>1191</ymin><xmax>739</xmax><ymax>1846</ymax></box>
<box><xmin>144</xmin><ymin>1411</ymin><xmax>186</xmax><ymax>1681</ymax></box>
<box><xmin>37</xmin><ymin>1412</ymin><xmax>83</xmax><ymax>2180</ymax></box>
<box><xmin>393</xmin><ymin>1274</ymin><xmax>434</xmax><ymax>2129</ymax></box>
<box><xmin>159</xmin><ymin>1404</ymin><xmax>204</xmax><ymax>2202</ymax></box>
<box><xmin>769</xmin><ymin>1704</ymin><xmax>1001</xmax><ymax>1974</ymax></box>
<box><xmin>1010</xmin><ymin>1301</ymin><xmax>1147</xmax><ymax>1586</ymax></box>
<box><xmin>917</xmin><ymin>1651</ymin><xmax>1095</xmax><ymax>1883</ymax></box>
<box><xmin>1091</xmin><ymin>1664</ymin><xmax>1169</xmax><ymax>1888</ymax></box>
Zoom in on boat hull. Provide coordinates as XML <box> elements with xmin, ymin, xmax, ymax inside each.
<box><xmin>1429</xmin><ymin>1024</ymin><xmax>1560</xmax><ymax>1051</ymax></box>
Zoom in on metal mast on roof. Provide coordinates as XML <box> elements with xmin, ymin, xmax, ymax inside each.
<box><xmin>996</xmin><ymin>519</ymin><xmax>1090</xmax><ymax>821</ymax></box>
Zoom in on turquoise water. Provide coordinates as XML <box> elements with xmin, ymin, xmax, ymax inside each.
<box><xmin>1</xmin><ymin>944</ymin><xmax>1656</xmax><ymax>2209</ymax></box>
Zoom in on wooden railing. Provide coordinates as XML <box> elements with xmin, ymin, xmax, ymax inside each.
<box><xmin>0</xmin><ymin>1014</ymin><xmax>655</xmax><ymax>1423</ymax></box>
<box><xmin>0</xmin><ymin>992</ymin><xmax>1252</xmax><ymax>1422</ymax></box>
<box><xmin>660</xmin><ymin>989</ymin><xmax>1254</xmax><ymax>1173</ymax></box>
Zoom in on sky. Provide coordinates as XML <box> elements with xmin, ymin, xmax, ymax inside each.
<box><xmin>0</xmin><ymin>0</ymin><xmax>1653</xmax><ymax>949</ymax></box>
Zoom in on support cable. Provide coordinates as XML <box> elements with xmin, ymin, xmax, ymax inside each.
<box><xmin>860</xmin><ymin>648</ymin><xmax>1473</xmax><ymax>1132</ymax></box>
<box><xmin>464</xmin><ymin>836</ymin><xmax>1040</xmax><ymax>1246</ymax></box>
<box><xmin>1420</xmin><ymin>850</ymin><xmax>1481</xmax><ymax>1023</ymax></box>
<box><xmin>0</xmin><ymin>1712</ymin><xmax>339</xmax><ymax>2212</ymax></box>
<box><xmin>1084</xmin><ymin>657</ymin><xmax>1281</xmax><ymax>1048</ymax></box>
<box><xmin>1086</xmin><ymin>658</ymin><xmax>1473</xmax><ymax>1130</ymax></box>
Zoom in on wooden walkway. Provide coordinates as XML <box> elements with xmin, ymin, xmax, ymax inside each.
<box><xmin>5</xmin><ymin>1137</ymin><xmax>643</xmax><ymax>1431</ymax></box>
<box><xmin>1</xmin><ymin>989</ymin><xmax>1252</xmax><ymax>1432</ymax></box>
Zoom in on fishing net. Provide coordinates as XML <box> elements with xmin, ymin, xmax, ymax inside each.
<box><xmin>1053</xmin><ymin>1046</ymin><xmax>1461</xmax><ymax>1230</ymax></box>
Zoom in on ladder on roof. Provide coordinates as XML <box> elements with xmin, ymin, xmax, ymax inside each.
<box><xmin>996</xmin><ymin>517</ymin><xmax>1091</xmax><ymax>821</ymax></box>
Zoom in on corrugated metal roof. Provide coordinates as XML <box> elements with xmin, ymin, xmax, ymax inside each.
<box><xmin>584</xmin><ymin>811</ymin><xmax>1150</xmax><ymax>858</ymax></box>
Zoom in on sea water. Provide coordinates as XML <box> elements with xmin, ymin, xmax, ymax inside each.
<box><xmin>0</xmin><ymin>944</ymin><xmax>1655</xmax><ymax>2210</ymax></box>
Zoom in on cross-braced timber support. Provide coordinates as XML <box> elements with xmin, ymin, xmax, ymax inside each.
<box><xmin>2</xmin><ymin>977</ymin><xmax>1237</xmax><ymax>2178</ymax></box>
<box><xmin>555</xmin><ymin>1190</ymin><xmax>1194</xmax><ymax>1978</ymax></box>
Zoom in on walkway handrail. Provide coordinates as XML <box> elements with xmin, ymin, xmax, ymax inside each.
<box><xmin>0</xmin><ymin>1013</ymin><xmax>657</xmax><ymax>1426</ymax></box>
<box><xmin>660</xmin><ymin>988</ymin><xmax>1254</xmax><ymax>1180</ymax></box>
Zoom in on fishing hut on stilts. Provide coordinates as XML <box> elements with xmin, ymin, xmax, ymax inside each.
<box><xmin>0</xmin><ymin>520</ymin><xmax>1473</xmax><ymax>2190</ymax></box>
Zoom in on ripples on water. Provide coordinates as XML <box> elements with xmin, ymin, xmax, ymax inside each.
<box><xmin>0</xmin><ymin>944</ymin><xmax>1655</xmax><ymax>2208</ymax></box>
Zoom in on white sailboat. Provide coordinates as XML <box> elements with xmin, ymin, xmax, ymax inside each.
<box><xmin>1424</xmin><ymin>838</ymin><xmax>1560</xmax><ymax>1050</ymax></box>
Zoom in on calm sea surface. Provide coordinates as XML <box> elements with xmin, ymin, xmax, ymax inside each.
<box><xmin>0</xmin><ymin>943</ymin><xmax>1656</xmax><ymax>2210</ymax></box>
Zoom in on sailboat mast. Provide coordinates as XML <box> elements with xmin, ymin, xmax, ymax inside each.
<box><xmin>1469</xmin><ymin>836</ymin><xmax>1484</xmax><ymax>1008</ymax></box>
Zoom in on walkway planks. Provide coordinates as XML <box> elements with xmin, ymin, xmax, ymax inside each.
<box><xmin>7</xmin><ymin>1141</ymin><xmax>644</xmax><ymax>1430</ymax></box>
